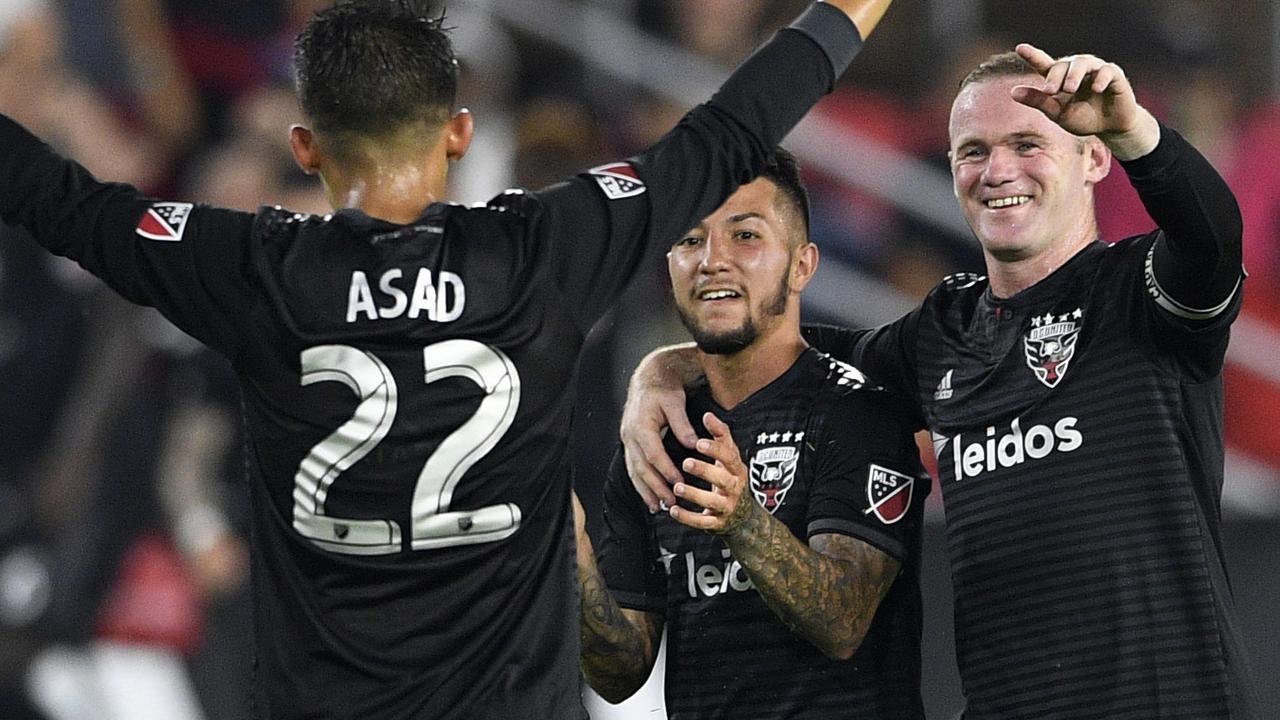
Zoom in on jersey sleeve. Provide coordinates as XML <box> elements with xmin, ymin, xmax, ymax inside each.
<box><xmin>805</xmin><ymin>389</ymin><xmax>929</xmax><ymax>562</ymax></box>
<box><xmin>0</xmin><ymin>115</ymin><xmax>256</xmax><ymax>358</ymax></box>
<box><xmin>535</xmin><ymin>3</ymin><xmax>862</xmax><ymax>330</ymax></box>
<box><xmin>803</xmin><ymin>320</ymin><xmax>926</xmax><ymax>430</ymax></box>
<box><xmin>596</xmin><ymin>447</ymin><xmax>667</xmax><ymax>613</ymax></box>
<box><xmin>1122</xmin><ymin>123</ymin><xmax>1244</xmax><ymax>328</ymax></box>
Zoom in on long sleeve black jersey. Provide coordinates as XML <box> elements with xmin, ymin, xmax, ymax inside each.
<box><xmin>815</xmin><ymin>125</ymin><xmax>1257</xmax><ymax>718</ymax></box>
<box><xmin>598</xmin><ymin>349</ymin><xmax>929</xmax><ymax>720</ymax></box>
<box><xmin>0</xmin><ymin>5</ymin><xmax>863</xmax><ymax>718</ymax></box>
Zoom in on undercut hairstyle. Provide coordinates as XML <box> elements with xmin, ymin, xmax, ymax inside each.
<box><xmin>294</xmin><ymin>0</ymin><xmax>458</xmax><ymax>137</ymax></box>
<box><xmin>958</xmin><ymin>51</ymin><xmax>1038</xmax><ymax>90</ymax></box>
<box><xmin>760</xmin><ymin>148</ymin><xmax>811</xmax><ymax>245</ymax></box>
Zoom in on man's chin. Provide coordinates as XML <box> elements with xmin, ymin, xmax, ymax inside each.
<box><xmin>691</xmin><ymin>329</ymin><xmax>755</xmax><ymax>355</ymax></box>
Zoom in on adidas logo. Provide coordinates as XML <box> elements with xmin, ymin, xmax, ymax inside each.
<box><xmin>934</xmin><ymin>369</ymin><xmax>954</xmax><ymax>400</ymax></box>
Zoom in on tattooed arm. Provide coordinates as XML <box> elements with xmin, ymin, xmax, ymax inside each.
<box><xmin>573</xmin><ymin>492</ymin><xmax>665</xmax><ymax>703</ymax></box>
<box><xmin>670</xmin><ymin>413</ymin><xmax>900</xmax><ymax>659</ymax></box>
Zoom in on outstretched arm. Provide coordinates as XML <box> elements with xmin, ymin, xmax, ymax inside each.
<box><xmin>573</xmin><ymin>493</ymin><xmax>665</xmax><ymax>704</ymax></box>
<box><xmin>822</xmin><ymin>0</ymin><xmax>894</xmax><ymax>38</ymax></box>
<box><xmin>671</xmin><ymin>414</ymin><xmax>900</xmax><ymax>660</ymax></box>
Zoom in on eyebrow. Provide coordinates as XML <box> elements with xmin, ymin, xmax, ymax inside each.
<box><xmin>727</xmin><ymin>212</ymin><xmax>766</xmax><ymax>223</ymax></box>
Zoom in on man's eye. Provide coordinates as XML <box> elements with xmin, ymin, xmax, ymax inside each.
<box><xmin>735</xmin><ymin>230</ymin><xmax>758</xmax><ymax>241</ymax></box>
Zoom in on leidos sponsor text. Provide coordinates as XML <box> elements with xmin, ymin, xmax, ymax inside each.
<box><xmin>946</xmin><ymin>417</ymin><xmax>1083</xmax><ymax>480</ymax></box>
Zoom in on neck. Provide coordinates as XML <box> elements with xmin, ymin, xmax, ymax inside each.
<box><xmin>318</xmin><ymin>127</ymin><xmax>451</xmax><ymax>224</ymax></box>
<box><xmin>701</xmin><ymin>324</ymin><xmax>807</xmax><ymax>410</ymax></box>
<box><xmin>985</xmin><ymin>222</ymin><xmax>1097</xmax><ymax>299</ymax></box>
<box><xmin>323</xmin><ymin>161</ymin><xmax>448</xmax><ymax>225</ymax></box>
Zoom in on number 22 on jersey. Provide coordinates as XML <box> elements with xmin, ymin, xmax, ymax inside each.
<box><xmin>292</xmin><ymin>339</ymin><xmax>522</xmax><ymax>555</ymax></box>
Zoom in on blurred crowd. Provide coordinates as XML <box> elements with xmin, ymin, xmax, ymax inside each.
<box><xmin>0</xmin><ymin>1</ymin><xmax>1276</xmax><ymax>718</ymax></box>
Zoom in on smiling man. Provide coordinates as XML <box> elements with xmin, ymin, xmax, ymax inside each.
<box><xmin>575</xmin><ymin>150</ymin><xmax>929</xmax><ymax>720</ymax></box>
<box><xmin>622</xmin><ymin>45</ymin><xmax>1258</xmax><ymax>718</ymax></box>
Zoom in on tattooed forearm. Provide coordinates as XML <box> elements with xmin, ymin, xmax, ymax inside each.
<box><xmin>723</xmin><ymin>502</ymin><xmax>900</xmax><ymax>660</ymax></box>
<box><xmin>578</xmin><ymin>538</ymin><xmax>662</xmax><ymax>703</ymax></box>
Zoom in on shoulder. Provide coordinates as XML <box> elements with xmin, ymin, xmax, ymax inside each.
<box><xmin>480</xmin><ymin>188</ymin><xmax>547</xmax><ymax>219</ymax></box>
<box><xmin>808</xmin><ymin>349</ymin><xmax>878</xmax><ymax>395</ymax></box>
<box><xmin>805</xmin><ymin>351</ymin><xmax>915</xmax><ymax>433</ymax></box>
<box><xmin>930</xmin><ymin>271</ymin><xmax>988</xmax><ymax>304</ymax></box>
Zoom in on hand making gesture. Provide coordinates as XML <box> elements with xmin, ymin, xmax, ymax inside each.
<box><xmin>669</xmin><ymin>412</ymin><xmax>761</xmax><ymax>536</ymax></box>
<box><xmin>1010</xmin><ymin>43</ymin><xmax>1161</xmax><ymax>160</ymax></box>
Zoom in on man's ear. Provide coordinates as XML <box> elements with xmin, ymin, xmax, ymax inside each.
<box><xmin>289</xmin><ymin>125</ymin><xmax>320</xmax><ymax>175</ymax></box>
<box><xmin>445</xmin><ymin>109</ymin><xmax>475</xmax><ymax>161</ymax></box>
<box><xmin>1085</xmin><ymin>136</ymin><xmax>1112</xmax><ymax>185</ymax></box>
<box><xmin>790</xmin><ymin>241</ymin><xmax>819</xmax><ymax>294</ymax></box>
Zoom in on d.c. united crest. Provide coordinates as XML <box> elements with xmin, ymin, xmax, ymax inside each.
<box><xmin>1023</xmin><ymin>308</ymin><xmax>1083</xmax><ymax>388</ymax></box>
<box><xmin>749</xmin><ymin>446</ymin><xmax>798</xmax><ymax>514</ymax></box>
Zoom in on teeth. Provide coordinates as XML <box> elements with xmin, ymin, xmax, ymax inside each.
<box><xmin>986</xmin><ymin>195</ymin><xmax>1030</xmax><ymax>209</ymax></box>
<box><xmin>700</xmin><ymin>290</ymin><xmax>739</xmax><ymax>300</ymax></box>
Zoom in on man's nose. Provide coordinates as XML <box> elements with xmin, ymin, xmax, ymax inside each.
<box><xmin>983</xmin><ymin>146</ymin><xmax>1019</xmax><ymax>184</ymax></box>
<box><xmin>699</xmin><ymin>232</ymin><xmax>732</xmax><ymax>271</ymax></box>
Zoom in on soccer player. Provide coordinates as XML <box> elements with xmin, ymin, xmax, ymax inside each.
<box><xmin>0</xmin><ymin>0</ymin><xmax>896</xmax><ymax>717</ymax></box>
<box><xmin>576</xmin><ymin>150</ymin><xmax>928</xmax><ymax>719</ymax></box>
<box><xmin>621</xmin><ymin>44</ymin><xmax>1260</xmax><ymax>718</ymax></box>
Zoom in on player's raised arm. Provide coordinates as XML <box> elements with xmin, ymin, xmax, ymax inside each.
<box><xmin>822</xmin><ymin>0</ymin><xmax>893</xmax><ymax>39</ymax></box>
<box><xmin>541</xmin><ymin>0</ymin><xmax>896</xmax><ymax>332</ymax></box>
<box><xmin>1011</xmin><ymin>43</ymin><xmax>1242</xmax><ymax>325</ymax></box>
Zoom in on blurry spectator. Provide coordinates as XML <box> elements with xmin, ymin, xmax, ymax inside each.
<box><xmin>0</xmin><ymin>0</ymin><xmax>167</xmax><ymax>190</ymax></box>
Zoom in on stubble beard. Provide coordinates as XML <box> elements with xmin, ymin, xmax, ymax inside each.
<box><xmin>676</xmin><ymin>271</ymin><xmax>790</xmax><ymax>356</ymax></box>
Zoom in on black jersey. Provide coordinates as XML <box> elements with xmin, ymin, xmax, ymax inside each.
<box><xmin>817</xmin><ymin>126</ymin><xmax>1257</xmax><ymax>718</ymax></box>
<box><xmin>0</xmin><ymin>6</ymin><xmax>863</xmax><ymax>718</ymax></box>
<box><xmin>598</xmin><ymin>349</ymin><xmax>928</xmax><ymax>720</ymax></box>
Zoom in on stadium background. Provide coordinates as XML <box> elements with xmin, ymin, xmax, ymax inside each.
<box><xmin>0</xmin><ymin>0</ymin><xmax>1275</xmax><ymax>718</ymax></box>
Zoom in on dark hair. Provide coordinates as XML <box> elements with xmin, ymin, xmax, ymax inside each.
<box><xmin>958</xmin><ymin>51</ymin><xmax>1038</xmax><ymax>90</ymax></box>
<box><xmin>760</xmin><ymin>147</ymin><xmax>811</xmax><ymax>242</ymax></box>
<box><xmin>294</xmin><ymin>0</ymin><xmax>458</xmax><ymax>136</ymax></box>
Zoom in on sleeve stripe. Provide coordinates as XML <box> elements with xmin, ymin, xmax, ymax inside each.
<box><xmin>808</xmin><ymin>518</ymin><xmax>905</xmax><ymax>561</ymax></box>
<box><xmin>1144</xmin><ymin>244</ymin><xmax>1241</xmax><ymax>321</ymax></box>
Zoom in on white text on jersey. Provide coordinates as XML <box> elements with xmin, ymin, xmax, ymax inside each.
<box><xmin>346</xmin><ymin>268</ymin><xmax>465</xmax><ymax>323</ymax></box>
<box><xmin>944</xmin><ymin>416</ymin><xmax>1083</xmax><ymax>481</ymax></box>
<box><xmin>679</xmin><ymin>547</ymin><xmax>753</xmax><ymax>598</ymax></box>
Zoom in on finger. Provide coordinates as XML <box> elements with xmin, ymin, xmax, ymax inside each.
<box><xmin>624</xmin><ymin>444</ymin><xmax>677</xmax><ymax>511</ymax></box>
<box><xmin>665</xmin><ymin>397</ymin><xmax>700</xmax><ymax>449</ymax></box>
<box><xmin>673</xmin><ymin>481</ymin><xmax>731</xmax><ymax>515</ymax></box>
<box><xmin>1062</xmin><ymin>55</ymin><xmax>1102</xmax><ymax>95</ymax></box>
<box><xmin>1041</xmin><ymin>57</ymin><xmax>1071</xmax><ymax>95</ymax></box>
<box><xmin>669</xmin><ymin>504</ymin><xmax>722</xmax><ymax>532</ymax></box>
<box><xmin>1090</xmin><ymin>63</ymin><xmax>1128</xmax><ymax>96</ymax></box>
<box><xmin>696</xmin><ymin>413</ymin><xmax>746</xmax><ymax>473</ymax></box>
<box><xmin>626</xmin><ymin>463</ymin><xmax>663</xmax><ymax>512</ymax></box>
<box><xmin>1014</xmin><ymin>43</ymin><xmax>1055</xmax><ymax>75</ymax></box>
<box><xmin>622</xmin><ymin>408</ymin><xmax>685</xmax><ymax>485</ymax></box>
<box><xmin>681</xmin><ymin>456</ymin><xmax>737</xmax><ymax>494</ymax></box>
